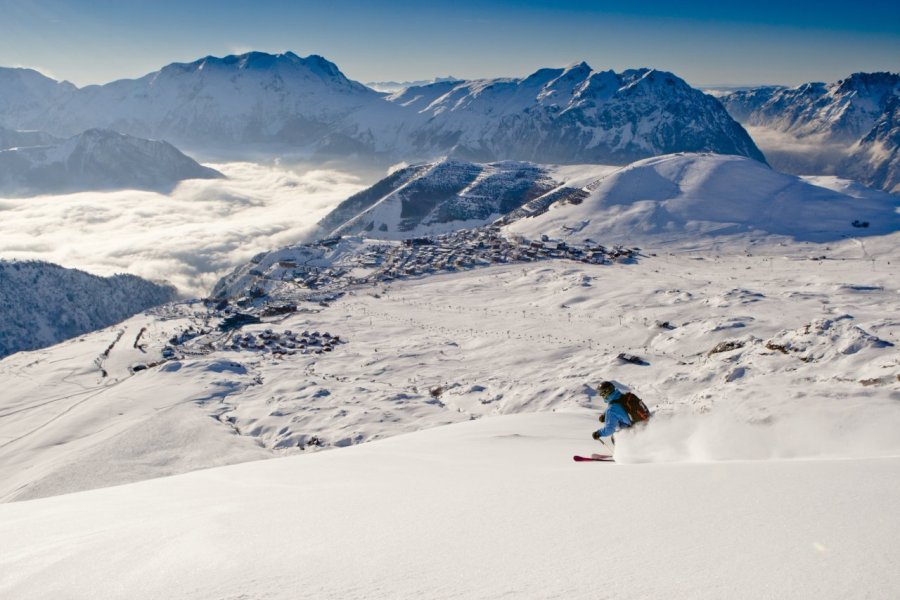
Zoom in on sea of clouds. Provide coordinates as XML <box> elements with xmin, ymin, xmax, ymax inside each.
<box><xmin>0</xmin><ymin>162</ymin><xmax>367</xmax><ymax>297</ymax></box>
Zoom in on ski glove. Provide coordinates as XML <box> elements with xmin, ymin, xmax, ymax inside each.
<box><xmin>592</xmin><ymin>431</ymin><xmax>601</xmax><ymax>440</ymax></box>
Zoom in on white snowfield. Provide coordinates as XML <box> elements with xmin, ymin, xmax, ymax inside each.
<box><xmin>0</xmin><ymin>152</ymin><xmax>898</xmax><ymax>598</ymax></box>
<box><xmin>1</xmin><ymin>413</ymin><xmax>899</xmax><ymax>600</ymax></box>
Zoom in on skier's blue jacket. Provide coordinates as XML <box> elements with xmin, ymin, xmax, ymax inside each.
<box><xmin>594</xmin><ymin>389</ymin><xmax>632</xmax><ymax>438</ymax></box>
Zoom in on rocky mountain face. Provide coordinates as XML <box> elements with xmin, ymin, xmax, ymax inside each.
<box><xmin>721</xmin><ymin>73</ymin><xmax>900</xmax><ymax>142</ymax></box>
<box><xmin>847</xmin><ymin>97</ymin><xmax>900</xmax><ymax>193</ymax></box>
<box><xmin>720</xmin><ymin>73</ymin><xmax>900</xmax><ymax>191</ymax></box>
<box><xmin>0</xmin><ymin>128</ymin><xmax>222</xmax><ymax>195</ymax></box>
<box><xmin>0</xmin><ymin>52</ymin><xmax>764</xmax><ymax>166</ymax></box>
<box><xmin>391</xmin><ymin>64</ymin><xmax>765</xmax><ymax>164</ymax></box>
<box><xmin>315</xmin><ymin>159</ymin><xmax>559</xmax><ymax>239</ymax></box>
<box><xmin>0</xmin><ymin>260</ymin><xmax>177</xmax><ymax>358</ymax></box>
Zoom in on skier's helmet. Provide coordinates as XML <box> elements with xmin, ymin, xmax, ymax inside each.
<box><xmin>597</xmin><ymin>381</ymin><xmax>615</xmax><ymax>398</ymax></box>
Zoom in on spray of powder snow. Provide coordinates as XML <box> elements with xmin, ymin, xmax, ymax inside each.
<box><xmin>614</xmin><ymin>401</ymin><xmax>900</xmax><ymax>463</ymax></box>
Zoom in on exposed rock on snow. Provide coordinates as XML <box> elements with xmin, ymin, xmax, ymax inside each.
<box><xmin>0</xmin><ymin>128</ymin><xmax>222</xmax><ymax>195</ymax></box>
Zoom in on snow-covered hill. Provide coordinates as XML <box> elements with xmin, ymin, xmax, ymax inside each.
<box><xmin>720</xmin><ymin>73</ymin><xmax>900</xmax><ymax>191</ymax></box>
<box><xmin>0</xmin><ymin>128</ymin><xmax>222</xmax><ymax>195</ymax></box>
<box><xmin>0</xmin><ymin>52</ymin><xmax>764</xmax><ymax>165</ymax></box>
<box><xmin>0</xmin><ymin>260</ymin><xmax>176</xmax><ymax>358</ymax></box>
<box><xmin>507</xmin><ymin>153</ymin><xmax>899</xmax><ymax>244</ymax></box>
<box><xmin>315</xmin><ymin>159</ymin><xmax>560</xmax><ymax>239</ymax></box>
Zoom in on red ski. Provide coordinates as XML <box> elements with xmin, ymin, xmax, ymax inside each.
<box><xmin>573</xmin><ymin>454</ymin><xmax>614</xmax><ymax>462</ymax></box>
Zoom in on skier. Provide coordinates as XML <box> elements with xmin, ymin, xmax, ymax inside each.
<box><xmin>592</xmin><ymin>381</ymin><xmax>650</xmax><ymax>443</ymax></box>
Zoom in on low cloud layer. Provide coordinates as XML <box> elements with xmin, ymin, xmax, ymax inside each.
<box><xmin>0</xmin><ymin>162</ymin><xmax>367</xmax><ymax>297</ymax></box>
<box><xmin>745</xmin><ymin>126</ymin><xmax>850</xmax><ymax>175</ymax></box>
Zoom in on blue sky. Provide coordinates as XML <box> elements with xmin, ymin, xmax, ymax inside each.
<box><xmin>2</xmin><ymin>0</ymin><xmax>898</xmax><ymax>87</ymax></box>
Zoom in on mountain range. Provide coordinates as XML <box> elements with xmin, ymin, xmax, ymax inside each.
<box><xmin>720</xmin><ymin>72</ymin><xmax>900</xmax><ymax>192</ymax></box>
<box><xmin>0</xmin><ymin>52</ymin><xmax>764</xmax><ymax>166</ymax></box>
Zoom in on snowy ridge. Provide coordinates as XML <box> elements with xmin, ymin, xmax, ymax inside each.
<box><xmin>0</xmin><ymin>128</ymin><xmax>222</xmax><ymax>195</ymax></box>
<box><xmin>20</xmin><ymin>52</ymin><xmax>399</xmax><ymax>151</ymax></box>
<box><xmin>0</xmin><ymin>67</ymin><xmax>76</xmax><ymax>130</ymax></box>
<box><xmin>0</xmin><ymin>260</ymin><xmax>176</xmax><ymax>358</ymax></box>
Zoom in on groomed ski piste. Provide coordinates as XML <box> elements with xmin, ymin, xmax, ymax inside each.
<box><xmin>1</xmin><ymin>153</ymin><xmax>899</xmax><ymax>599</ymax></box>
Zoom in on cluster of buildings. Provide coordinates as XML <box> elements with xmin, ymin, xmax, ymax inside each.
<box><xmin>366</xmin><ymin>227</ymin><xmax>635</xmax><ymax>281</ymax></box>
<box><xmin>275</xmin><ymin>227</ymin><xmax>635</xmax><ymax>293</ymax></box>
<box><xmin>227</xmin><ymin>328</ymin><xmax>342</xmax><ymax>356</ymax></box>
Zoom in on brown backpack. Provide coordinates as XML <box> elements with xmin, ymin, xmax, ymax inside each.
<box><xmin>611</xmin><ymin>392</ymin><xmax>651</xmax><ymax>425</ymax></box>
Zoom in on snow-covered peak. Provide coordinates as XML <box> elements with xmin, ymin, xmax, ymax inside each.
<box><xmin>150</xmin><ymin>50</ymin><xmax>370</xmax><ymax>93</ymax></box>
<box><xmin>0</xmin><ymin>54</ymin><xmax>762</xmax><ymax>165</ymax></box>
<box><xmin>393</xmin><ymin>64</ymin><xmax>764</xmax><ymax>164</ymax></box>
<box><xmin>0</xmin><ymin>128</ymin><xmax>222</xmax><ymax>195</ymax></box>
<box><xmin>0</xmin><ymin>67</ymin><xmax>76</xmax><ymax>129</ymax></box>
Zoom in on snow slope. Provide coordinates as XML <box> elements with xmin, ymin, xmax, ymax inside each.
<box><xmin>1</xmin><ymin>411</ymin><xmax>898</xmax><ymax>600</ymax></box>
<box><xmin>0</xmin><ymin>128</ymin><xmax>222</xmax><ymax>195</ymax></box>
